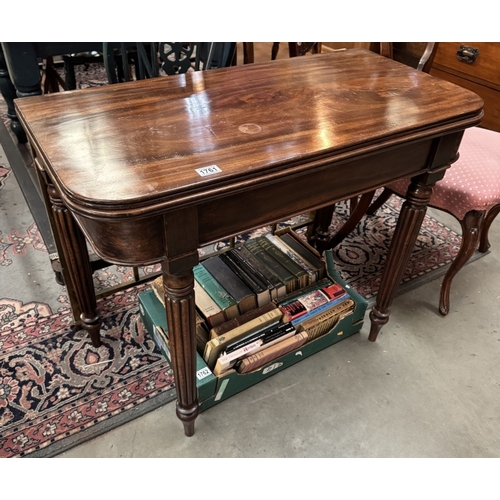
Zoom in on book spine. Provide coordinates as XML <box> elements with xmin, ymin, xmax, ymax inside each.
<box><xmin>208</xmin><ymin>302</ymin><xmax>278</xmax><ymax>339</ymax></box>
<box><xmin>299</xmin><ymin>299</ymin><xmax>355</xmax><ymax>341</ymax></box>
<box><xmin>281</xmin><ymin>283</ymin><xmax>346</xmax><ymax>323</ymax></box>
<box><xmin>203</xmin><ymin>307</ymin><xmax>283</xmax><ymax>368</ymax></box>
<box><xmin>279</xmin><ymin>232</ymin><xmax>326</xmax><ymax>279</ymax></box>
<box><xmin>226</xmin><ymin>249</ymin><xmax>270</xmax><ymax>292</ymax></box>
<box><xmin>202</xmin><ymin>256</ymin><xmax>256</xmax><ymax>314</ymax></box>
<box><xmin>234</xmin><ymin>245</ymin><xmax>286</xmax><ymax>299</ymax></box>
<box><xmin>279</xmin><ymin>284</ymin><xmax>345</xmax><ymax>322</ymax></box>
<box><xmin>151</xmin><ymin>276</ymin><xmax>165</xmax><ymax>305</ymax></box>
<box><xmin>244</xmin><ymin>238</ymin><xmax>296</xmax><ymax>293</ymax></box>
<box><xmin>193</xmin><ymin>263</ymin><xmax>239</xmax><ymax>319</ymax></box>
<box><xmin>193</xmin><ymin>279</ymin><xmax>226</xmax><ymax>328</ymax></box>
<box><xmin>216</xmin><ymin>339</ymin><xmax>264</xmax><ymax>372</ymax></box>
<box><xmin>257</xmin><ymin>236</ymin><xmax>308</xmax><ymax>289</ymax></box>
<box><xmin>277</xmin><ymin>277</ymin><xmax>333</xmax><ymax>307</ymax></box>
<box><xmin>219</xmin><ymin>251</ymin><xmax>271</xmax><ymax>307</ymax></box>
<box><xmin>236</xmin><ymin>331</ymin><xmax>308</xmax><ymax>374</ymax></box>
<box><xmin>225</xmin><ymin>321</ymin><xmax>294</xmax><ymax>353</ymax></box>
<box><xmin>291</xmin><ymin>294</ymin><xmax>349</xmax><ymax>325</ymax></box>
<box><xmin>265</xmin><ymin>233</ymin><xmax>316</xmax><ymax>284</ymax></box>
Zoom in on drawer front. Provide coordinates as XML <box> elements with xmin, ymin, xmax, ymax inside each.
<box><xmin>431</xmin><ymin>67</ymin><xmax>500</xmax><ymax>133</ymax></box>
<box><xmin>432</xmin><ymin>42</ymin><xmax>500</xmax><ymax>89</ymax></box>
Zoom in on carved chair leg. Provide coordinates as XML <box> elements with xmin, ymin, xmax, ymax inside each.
<box><xmin>479</xmin><ymin>204</ymin><xmax>500</xmax><ymax>253</ymax></box>
<box><xmin>439</xmin><ymin>210</ymin><xmax>485</xmax><ymax>316</ymax></box>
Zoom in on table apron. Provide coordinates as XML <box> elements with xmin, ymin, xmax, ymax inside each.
<box><xmin>72</xmin><ymin>132</ymin><xmax>460</xmax><ymax>267</ymax></box>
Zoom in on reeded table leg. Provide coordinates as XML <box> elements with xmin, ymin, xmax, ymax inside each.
<box><xmin>46</xmin><ymin>183</ymin><xmax>102</xmax><ymax>347</ymax></box>
<box><xmin>162</xmin><ymin>264</ymin><xmax>199</xmax><ymax>436</ymax></box>
<box><xmin>369</xmin><ymin>179</ymin><xmax>435</xmax><ymax>341</ymax></box>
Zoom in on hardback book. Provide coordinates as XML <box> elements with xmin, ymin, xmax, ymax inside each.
<box><xmin>278</xmin><ymin>232</ymin><xmax>326</xmax><ymax>280</ymax></box>
<box><xmin>298</xmin><ymin>298</ymin><xmax>355</xmax><ymax>342</ymax></box>
<box><xmin>277</xmin><ymin>277</ymin><xmax>333</xmax><ymax>307</ymax></box>
<box><xmin>193</xmin><ymin>263</ymin><xmax>239</xmax><ymax>320</ymax></box>
<box><xmin>236</xmin><ymin>331</ymin><xmax>309</xmax><ymax>374</ymax></box>
<box><xmin>264</xmin><ymin>233</ymin><xmax>316</xmax><ymax>285</ymax></box>
<box><xmin>224</xmin><ymin>320</ymin><xmax>295</xmax><ymax>354</ymax></box>
<box><xmin>201</xmin><ymin>256</ymin><xmax>257</xmax><ymax>315</ymax></box>
<box><xmin>203</xmin><ymin>307</ymin><xmax>283</xmax><ymax>369</ymax></box>
<box><xmin>290</xmin><ymin>293</ymin><xmax>350</xmax><ymax>326</ymax></box>
<box><xmin>209</xmin><ymin>302</ymin><xmax>278</xmax><ymax>340</ymax></box>
<box><xmin>213</xmin><ymin>322</ymin><xmax>296</xmax><ymax>376</ymax></box>
<box><xmin>193</xmin><ymin>279</ymin><xmax>227</xmax><ymax>328</ymax></box>
<box><xmin>243</xmin><ymin>238</ymin><xmax>297</xmax><ymax>293</ymax></box>
<box><xmin>150</xmin><ymin>276</ymin><xmax>165</xmax><ymax>305</ymax></box>
<box><xmin>213</xmin><ymin>339</ymin><xmax>263</xmax><ymax>376</ymax></box>
<box><xmin>219</xmin><ymin>250</ymin><xmax>271</xmax><ymax>308</ymax></box>
<box><xmin>278</xmin><ymin>282</ymin><xmax>347</xmax><ymax>322</ymax></box>
<box><xmin>149</xmin><ymin>277</ymin><xmax>209</xmax><ymax>354</ymax></box>
<box><xmin>233</xmin><ymin>244</ymin><xmax>287</xmax><ymax>300</ymax></box>
<box><xmin>256</xmin><ymin>236</ymin><xmax>309</xmax><ymax>289</ymax></box>
<box><xmin>153</xmin><ymin>325</ymin><xmax>170</xmax><ymax>360</ymax></box>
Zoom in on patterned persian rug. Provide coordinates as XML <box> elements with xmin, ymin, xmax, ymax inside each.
<box><xmin>0</xmin><ymin>61</ymin><xmax>485</xmax><ymax>458</ymax></box>
<box><xmin>0</xmin><ymin>286</ymin><xmax>176</xmax><ymax>458</ymax></box>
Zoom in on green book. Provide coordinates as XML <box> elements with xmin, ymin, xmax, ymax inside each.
<box><xmin>193</xmin><ymin>263</ymin><xmax>239</xmax><ymax>320</ymax></box>
<box><xmin>233</xmin><ymin>244</ymin><xmax>287</xmax><ymax>300</ymax></box>
<box><xmin>202</xmin><ymin>256</ymin><xmax>257</xmax><ymax>314</ymax></box>
<box><xmin>243</xmin><ymin>238</ymin><xmax>297</xmax><ymax>293</ymax></box>
<box><xmin>256</xmin><ymin>236</ymin><xmax>309</xmax><ymax>289</ymax></box>
<box><xmin>264</xmin><ymin>233</ymin><xmax>316</xmax><ymax>285</ymax></box>
<box><xmin>279</xmin><ymin>232</ymin><xmax>326</xmax><ymax>280</ymax></box>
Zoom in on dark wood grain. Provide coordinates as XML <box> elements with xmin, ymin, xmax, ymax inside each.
<box><xmin>16</xmin><ymin>50</ymin><xmax>482</xmax><ymax>209</ymax></box>
<box><xmin>15</xmin><ymin>49</ymin><xmax>484</xmax><ymax>436</ymax></box>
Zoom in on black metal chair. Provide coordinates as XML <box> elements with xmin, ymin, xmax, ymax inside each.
<box><xmin>103</xmin><ymin>42</ymin><xmax>237</xmax><ymax>83</ymax></box>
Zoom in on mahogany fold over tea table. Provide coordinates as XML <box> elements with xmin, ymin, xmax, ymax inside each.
<box><xmin>14</xmin><ymin>50</ymin><xmax>483</xmax><ymax>436</ymax></box>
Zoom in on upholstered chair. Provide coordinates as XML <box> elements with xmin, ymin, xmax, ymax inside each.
<box><xmin>366</xmin><ymin>125</ymin><xmax>500</xmax><ymax>315</ymax></box>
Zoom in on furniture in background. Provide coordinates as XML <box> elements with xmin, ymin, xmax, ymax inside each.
<box><xmin>308</xmin><ymin>42</ymin><xmax>438</xmax><ymax>250</ymax></box>
<box><xmin>15</xmin><ymin>50</ymin><xmax>483</xmax><ymax>436</ymax></box>
<box><xmin>103</xmin><ymin>43</ymin><xmax>237</xmax><ymax>83</ymax></box>
<box><xmin>0</xmin><ymin>41</ymin><xmax>237</xmax><ymax>325</ymax></box>
<box><xmin>430</xmin><ymin>43</ymin><xmax>500</xmax><ymax>133</ymax></box>
<box><xmin>1</xmin><ymin>43</ymin><xmax>104</xmax><ymax>143</ymax></box>
<box><xmin>311</xmin><ymin>42</ymin><xmax>500</xmax><ymax>316</ymax></box>
<box><xmin>365</xmin><ymin>126</ymin><xmax>500</xmax><ymax>315</ymax></box>
<box><xmin>242</xmin><ymin>42</ymin><xmax>321</xmax><ymax>64</ymax></box>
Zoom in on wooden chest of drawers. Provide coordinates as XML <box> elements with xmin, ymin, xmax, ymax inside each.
<box><xmin>430</xmin><ymin>42</ymin><xmax>500</xmax><ymax>132</ymax></box>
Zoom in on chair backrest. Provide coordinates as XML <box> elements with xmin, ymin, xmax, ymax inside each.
<box><xmin>103</xmin><ymin>42</ymin><xmax>237</xmax><ymax>84</ymax></box>
<box><xmin>381</xmin><ymin>42</ymin><xmax>438</xmax><ymax>74</ymax></box>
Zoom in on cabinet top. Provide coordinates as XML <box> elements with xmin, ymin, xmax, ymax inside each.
<box><xmin>16</xmin><ymin>49</ymin><xmax>483</xmax><ymax>213</ymax></box>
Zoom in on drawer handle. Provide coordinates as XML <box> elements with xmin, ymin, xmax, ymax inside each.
<box><xmin>456</xmin><ymin>45</ymin><xmax>479</xmax><ymax>64</ymax></box>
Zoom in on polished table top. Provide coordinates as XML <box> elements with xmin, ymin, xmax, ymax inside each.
<box><xmin>15</xmin><ymin>49</ymin><xmax>484</xmax><ymax>436</ymax></box>
<box><xmin>16</xmin><ymin>49</ymin><xmax>482</xmax><ymax>212</ymax></box>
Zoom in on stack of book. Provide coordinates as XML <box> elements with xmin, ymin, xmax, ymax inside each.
<box><xmin>150</xmin><ymin>230</ymin><xmax>355</xmax><ymax>375</ymax></box>
<box><xmin>202</xmin><ymin>277</ymin><xmax>355</xmax><ymax>376</ymax></box>
<box><xmin>194</xmin><ymin>231</ymin><xmax>327</xmax><ymax>325</ymax></box>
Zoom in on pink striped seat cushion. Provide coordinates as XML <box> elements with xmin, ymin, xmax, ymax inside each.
<box><xmin>387</xmin><ymin>126</ymin><xmax>500</xmax><ymax>219</ymax></box>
